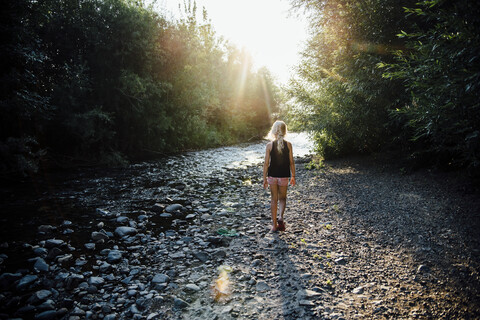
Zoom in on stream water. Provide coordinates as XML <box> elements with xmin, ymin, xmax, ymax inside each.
<box><xmin>0</xmin><ymin>133</ymin><xmax>314</xmax><ymax>272</ymax></box>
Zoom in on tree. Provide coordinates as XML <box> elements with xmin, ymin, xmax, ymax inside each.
<box><xmin>382</xmin><ymin>0</ymin><xmax>480</xmax><ymax>172</ymax></box>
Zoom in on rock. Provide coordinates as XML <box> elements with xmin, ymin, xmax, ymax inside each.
<box><xmin>45</xmin><ymin>239</ymin><xmax>65</xmax><ymax>248</ymax></box>
<box><xmin>28</xmin><ymin>289</ymin><xmax>52</xmax><ymax>305</ymax></box>
<box><xmin>71</xmin><ymin>306</ymin><xmax>86</xmax><ymax>316</ymax></box>
<box><xmin>213</xmin><ymin>250</ymin><xmax>227</xmax><ymax>259</ymax></box>
<box><xmin>160</xmin><ymin>213</ymin><xmax>172</xmax><ymax>218</ymax></box>
<box><xmin>16</xmin><ymin>304</ymin><xmax>36</xmax><ymax>317</ymax></box>
<box><xmin>96</xmin><ymin>208</ymin><xmax>112</xmax><ymax>216</ymax></box>
<box><xmin>170</xmin><ymin>251</ymin><xmax>185</xmax><ymax>259</ymax></box>
<box><xmin>37</xmin><ymin>300</ymin><xmax>55</xmax><ymax>311</ymax></box>
<box><xmin>352</xmin><ymin>286</ymin><xmax>364</xmax><ymax>294</ymax></box>
<box><xmin>115</xmin><ymin>226</ymin><xmax>137</xmax><ymax>237</ymax></box>
<box><xmin>34</xmin><ymin>258</ymin><xmax>49</xmax><ymax>272</ymax></box>
<box><xmin>138</xmin><ymin>214</ymin><xmax>148</xmax><ymax>221</ymax></box>
<box><xmin>33</xmin><ymin>247</ymin><xmax>48</xmax><ymax>256</ymax></box>
<box><xmin>130</xmin><ymin>303</ymin><xmax>141</xmax><ymax>314</ymax></box>
<box><xmin>206</xmin><ymin>236</ymin><xmax>224</xmax><ymax>246</ymax></box>
<box><xmin>151</xmin><ymin>204</ymin><xmax>165</xmax><ymax>213</ymax></box>
<box><xmin>185</xmin><ymin>214</ymin><xmax>196</xmax><ymax>220</ymax></box>
<box><xmin>0</xmin><ymin>272</ymin><xmax>22</xmax><ymax>290</ymax></box>
<box><xmin>91</xmin><ymin>231</ymin><xmax>109</xmax><ymax>241</ymax></box>
<box><xmin>107</xmin><ymin>250</ymin><xmax>122</xmax><ymax>264</ymax></box>
<box><xmin>89</xmin><ymin>276</ymin><xmax>105</xmax><ymax>286</ymax></box>
<box><xmin>34</xmin><ymin>310</ymin><xmax>58</xmax><ymax>320</ymax></box>
<box><xmin>65</xmin><ymin>274</ymin><xmax>84</xmax><ymax>290</ymax></box>
<box><xmin>297</xmin><ymin>289</ymin><xmax>322</xmax><ymax>299</ymax></box>
<box><xmin>417</xmin><ymin>265</ymin><xmax>430</xmax><ymax>273</ymax></box>
<box><xmin>185</xmin><ymin>283</ymin><xmax>200</xmax><ymax>292</ymax></box>
<box><xmin>116</xmin><ymin>216</ymin><xmax>129</xmax><ymax>223</ymax></box>
<box><xmin>47</xmin><ymin>247</ymin><xmax>63</xmax><ymax>260</ymax></box>
<box><xmin>166</xmin><ymin>204</ymin><xmax>183</xmax><ymax>213</ymax></box>
<box><xmin>299</xmin><ymin>299</ymin><xmax>315</xmax><ymax>307</ymax></box>
<box><xmin>56</xmin><ymin>254</ymin><xmax>73</xmax><ymax>264</ymax></box>
<box><xmin>17</xmin><ymin>274</ymin><xmax>38</xmax><ymax>290</ymax></box>
<box><xmin>38</xmin><ymin>225</ymin><xmax>56</xmax><ymax>234</ymax></box>
<box><xmin>99</xmin><ymin>262</ymin><xmax>112</xmax><ymax>272</ymax></box>
<box><xmin>193</xmin><ymin>251</ymin><xmax>209</xmax><ymax>262</ymax></box>
<box><xmin>104</xmin><ymin>314</ymin><xmax>117</xmax><ymax>320</ymax></box>
<box><xmin>84</xmin><ymin>243</ymin><xmax>95</xmax><ymax>250</ymax></box>
<box><xmin>256</xmin><ymin>281</ymin><xmax>270</xmax><ymax>292</ymax></box>
<box><xmin>152</xmin><ymin>273</ymin><xmax>170</xmax><ymax>284</ymax></box>
<box><xmin>173</xmin><ymin>296</ymin><xmax>189</xmax><ymax>309</ymax></box>
<box><xmin>334</xmin><ymin>257</ymin><xmax>347</xmax><ymax>265</ymax></box>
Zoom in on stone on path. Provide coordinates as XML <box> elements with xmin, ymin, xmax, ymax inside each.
<box><xmin>114</xmin><ymin>226</ymin><xmax>137</xmax><ymax>237</ymax></box>
<box><xmin>352</xmin><ymin>286</ymin><xmax>364</xmax><ymax>294</ymax></box>
<box><xmin>152</xmin><ymin>273</ymin><xmax>170</xmax><ymax>284</ymax></box>
<box><xmin>166</xmin><ymin>204</ymin><xmax>183</xmax><ymax>213</ymax></box>
<box><xmin>34</xmin><ymin>258</ymin><xmax>49</xmax><ymax>272</ymax></box>
<box><xmin>173</xmin><ymin>296</ymin><xmax>189</xmax><ymax>309</ymax></box>
<box><xmin>256</xmin><ymin>281</ymin><xmax>270</xmax><ymax>292</ymax></box>
<box><xmin>107</xmin><ymin>250</ymin><xmax>122</xmax><ymax>264</ymax></box>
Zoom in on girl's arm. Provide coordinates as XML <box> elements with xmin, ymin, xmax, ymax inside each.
<box><xmin>263</xmin><ymin>143</ymin><xmax>272</xmax><ymax>189</ymax></box>
<box><xmin>288</xmin><ymin>142</ymin><xmax>296</xmax><ymax>186</ymax></box>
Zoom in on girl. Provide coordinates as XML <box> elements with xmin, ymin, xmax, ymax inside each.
<box><xmin>263</xmin><ymin>120</ymin><xmax>296</xmax><ymax>232</ymax></box>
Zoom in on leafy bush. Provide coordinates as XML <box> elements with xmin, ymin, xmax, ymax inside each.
<box><xmin>382</xmin><ymin>1</ymin><xmax>480</xmax><ymax>172</ymax></box>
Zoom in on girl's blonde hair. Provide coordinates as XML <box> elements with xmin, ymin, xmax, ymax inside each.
<box><xmin>268</xmin><ymin>120</ymin><xmax>287</xmax><ymax>153</ymax></box>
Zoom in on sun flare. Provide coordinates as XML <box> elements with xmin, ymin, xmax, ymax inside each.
<box><xmin>157</xmin><ymin>0</ymin><xmax>309</xmax><ymax>84</ymax></box>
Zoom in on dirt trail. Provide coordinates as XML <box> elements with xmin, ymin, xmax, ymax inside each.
<box><xmin>188</xmin><ymin>156</ymin><xmax>480</xmax><ymax>319</ymax></box>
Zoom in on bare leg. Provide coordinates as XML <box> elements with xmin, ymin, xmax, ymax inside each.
<box><xmin>278</xmin><ymin>185</ymin><xmax>288</xmax><ymax>221</ymax></box>
<box><xmin>270</xmin><ymin>184</ymin><xmax>279</xmax><ymax>230</ymax></box>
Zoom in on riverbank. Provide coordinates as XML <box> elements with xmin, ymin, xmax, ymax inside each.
<box><xmin>0</xmin><ymin>154</ymin><xmax>479</xmax><ymax>319</ymax></box>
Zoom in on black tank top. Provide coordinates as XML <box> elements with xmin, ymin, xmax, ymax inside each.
<box><xmin>268</xmin><ymin>140</ymin><xmax>291</xmax><ymax>178</ymax></box>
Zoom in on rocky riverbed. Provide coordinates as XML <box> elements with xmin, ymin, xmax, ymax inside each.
<box><xmin>1</xmin><ymin>141</ymin><xmax>479</xmax><ymax>319</ymax></box>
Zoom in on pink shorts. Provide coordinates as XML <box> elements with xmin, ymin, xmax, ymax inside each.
<box><xmin>267</xmin><ymin>177</ymin><xmax>289</xmax><ymax>186</ymax></box>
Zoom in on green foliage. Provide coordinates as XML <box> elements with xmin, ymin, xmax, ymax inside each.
<box><xmin>383</xmin><ymin>1</ymin><xmax>480</xmax><ymax>172</ymax></box>
<box><xmin>1</xmin><ymin>0</ymin><xmax>280</xmax><ymax>174</ymax></box>
<box><xmin>287</xmin><ymin>0</ymin><xmax>414</xmax><ymax>159</ymax></box>
<box><xmin>288</xmin><ymin>0</ymin><xmax>479</xmax><ymax>174</ymax></box>
<box><xmin>305</xmin><ymin>156</ymin><xmax>324</xmax><ymax>170</ymax></box>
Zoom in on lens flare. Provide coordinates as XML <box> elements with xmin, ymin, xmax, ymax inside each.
<box><xmin>212</xmin><ymin>265</ymin><xmax>233</xmax><ymax>303</ymax></box>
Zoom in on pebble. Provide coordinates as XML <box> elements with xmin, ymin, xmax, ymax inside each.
<box><xmin>17</xmin><ymin>274</ymin><xmax>38</xmax><ymax>290</ymax></box>
<box><xmin>152</xmin><ymin>274</ymin><xmax>170</xmax><ymax>284</ymax></box>
<box><xmin>114</xmin><ymin>226</ymin><xmax>137</xmax><ymax>237</ymax></box>
<box><xmin>417</xmin><ymin>265</ymin><xmax>430</xmax><ymax>273</ymax></box>
<box><xmin>34</xmin><ymin>258</ymin><xmax>49</xmax><ymax>272</ymax></box>
<box><xmin>38</xmin><ymin>225</ymin><xmax>56</xmax><ymax>234</ymax></box>
<box><xmin>107</xmin><ymin>250</ymin><xmax>122</xmax><ymax>264</ymax></box>
<box><xmin>84</xmin><ymin>243</ymin><xmax>95</xmax><ymax>250</ymax></box>
<box><xmin>166</xmin><ymin>204</ymin><xmax>183</xmax><ymax>213</ymax></box>
<box><xmin>116</xmin><ymin>216</ymin><xmax>129</xmax><ymax>223</ymax></box>
<box><xmin>91</xmin><ymin>231</ymin><xmax>109</xmax><ymax>241</ymax></box>
<box><xmin>185</xmin><ymin>283</ymin><xmax>200</xmax><ymax>292</ymax></box>
<box><xmin>352</xmin><ymin>286</ymin><xmax>364</xmax><ymax>294</ymax></box>
<box><xmin>173</xmin><ymin>296</ymin><xmax>189</xmax><ymax>309</ymax></box>
<box><xmin>89</xmin><ymin>276</ymin><xmax>105</xmax><ymax>286</ymax></box>
<box><xmin>45</xmin><ymin>239</ymin><xmax>65</xmax><ymax>248</ymax></box>
<box><xmin>256</xmin><ymin>281</ymin><xmax>270</xmax><ymax>292</ymax></box>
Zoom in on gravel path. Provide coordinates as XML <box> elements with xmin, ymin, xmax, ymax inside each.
<box><xmin>1</xmin><ymin>154</ymin><xmax>479</xmax><ymax>319</ymax></box>
<box><xmin>184</xmin><ymin>155</ymin><xmax>480</xmax><ymax>319</ymax></box>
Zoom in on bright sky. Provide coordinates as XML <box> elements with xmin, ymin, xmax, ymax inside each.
<box><xmin>154</xmin><ymin>0</ymin><xmax>309</xmax><ymax>85</ymax></box>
